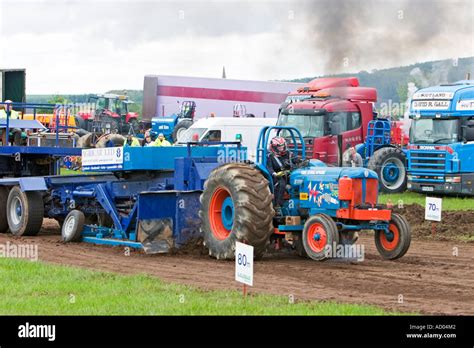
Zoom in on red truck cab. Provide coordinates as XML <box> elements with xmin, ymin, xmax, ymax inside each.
<box><xmin>278</xmin><ymin>77</ymin><xmax>377</xmax><ymax>165</ymax></box>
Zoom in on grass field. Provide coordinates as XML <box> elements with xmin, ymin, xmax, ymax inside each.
<box><xmin>60</xmin><ymin>168</ymin><xmax>101</xmax><ymax>176</ymax></box>
<box><xmin>0</xmin><ymin>258</ymin><xmax>401</xmax><ymax>315</ymax></box>
<box><xmin>60</xmin><ymin>168</ymin><xmax>85</xmax><ymax>175</ymax></box>
<box><xmin>379</xmin><ymin>192</ymin><xmax>474</xmax><ymax>211</ymax></box>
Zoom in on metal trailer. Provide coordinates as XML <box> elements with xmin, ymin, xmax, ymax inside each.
<box><xmin>406</xmin><ymin>80</ymin><xmax>474</xmax><ymax>195</ymax></box>
<box><xmin>0</xmin><ymin>141</ymin><xmax>246</xmax><ymax>253</ymax></box>
<box><xmin>142</xmin><ymin>74</ymin><xmax>304</xmax><ymax>120</ymax></box>
<box><xmin>0</xmin><ymin>102</ymin><xmax>81</xmax><ymax>177</ymax></box>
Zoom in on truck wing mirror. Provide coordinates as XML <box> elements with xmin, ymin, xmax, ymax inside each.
<box><xmin>464</xmin><ymin>126</ymin><xmax>474</xmax><ymax>142</ymax></box>
<box><xmin>462</xmin><ymin>120</ymin><xmax>474</xmax><ymax>143</ymax></box>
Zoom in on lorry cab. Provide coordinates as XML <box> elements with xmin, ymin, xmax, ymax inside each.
<box><xmin>407</xmin><ymin>80</ymin><xmax>474</xmax><ymax>195</ymax></box>
<box><xmin>277</xmin><ymin>79</ymin><xmax>376</xmax><ymax>166</ymax></box>
<box><xmin>177</xmin><ymin>117</ymin><xmax>276</xmax><ymax>160</ymax></box>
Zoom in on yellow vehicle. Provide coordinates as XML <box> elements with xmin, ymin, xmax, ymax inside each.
<box><xmin>21</xmin><ymin>108</ymin><xmax>77</xmax><ymax>131</ymax></box>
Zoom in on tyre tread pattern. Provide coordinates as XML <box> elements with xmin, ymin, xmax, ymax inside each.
<box><xmin>199</xmin><ymin>163</ymin><xmax>274</xmax><ymax>260</ymax></box>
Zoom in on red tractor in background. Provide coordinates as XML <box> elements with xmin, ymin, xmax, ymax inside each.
<box><xmin>75</xmin><ymin>94</ymin><xmax>140</xmax><ymax>135</ymax></box>
<box><xmin>277</xmin><ymin>77</ymin><xmax>409</xmax><ymax>193</ymax></box>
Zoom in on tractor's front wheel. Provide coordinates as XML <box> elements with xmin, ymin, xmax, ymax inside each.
<box><xmin>302</xmin><ymin>214</ymin><xmax>339</xmax><ymax>261</ymax></box>
<box><xmin>199</xmin><ymin>163</ymin><xmax>274</xmax><ymax>260</ymax></box>
<box><xmin>374</xmin><ymin>213</ymin><xmax>411</xmax><ymax>260</ymax></box>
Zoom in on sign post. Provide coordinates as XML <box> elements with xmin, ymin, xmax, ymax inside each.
<box><xmin>235</xmin><ymin>241</ymin><xmax>254</xmax><ymax>298</ymax></box>
<box><xmin>425</xmin><ymin>197</ymin><xmax>442</xmax><ymax>236</ymax></box>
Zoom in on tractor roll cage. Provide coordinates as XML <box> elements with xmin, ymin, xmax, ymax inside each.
<box><xmin>256</xmin><ymin>126</ymin><xmax>306</xmax><ymax>168</ymax></box>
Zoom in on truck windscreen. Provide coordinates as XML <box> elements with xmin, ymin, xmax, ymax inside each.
<box><xmin>277</xmin><ymin>114</ymin><xmax>325</xmax><ymax>138</ymax></box>
<box><xmin>410</xmin><ymin>118</ymin><xmax>459</xmax><ymax>144</ymax></box>
<box><xmin>177</xmin><ymin>128</ymin><xmax>207</xmax><ymax>143</ymax></box>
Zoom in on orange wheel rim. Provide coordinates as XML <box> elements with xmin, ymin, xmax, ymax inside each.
<box><xmin>209</xmin><ymin>187</ymin><xmax>232</xmax><ymax>240</ymax></box>
<box><xmin>380</xmin><ymin>223</ymin><xmax>400</xmax><ymax>251</ymax></box>
<box><xmin>307</xmin><ymin>223</ymin><xmax>327</xmax><ymax>252</ymax></box>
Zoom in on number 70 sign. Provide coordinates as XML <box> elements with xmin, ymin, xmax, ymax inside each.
<box><xmin>425</xmin><ymin>197</ymin><xmax>442</xmax><ymax>222</ymax></box>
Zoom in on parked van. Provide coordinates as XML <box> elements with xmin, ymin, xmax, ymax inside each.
<box><xmin>177</xmin><ymin>117</ymin><xmax>276</xmax><ymax>160</ymax></box>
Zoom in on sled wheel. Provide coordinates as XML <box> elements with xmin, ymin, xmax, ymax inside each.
<box><xmin>62</xmin><ymin>210</ymin><xmax>85</xmax><ymax>243</ymax></box>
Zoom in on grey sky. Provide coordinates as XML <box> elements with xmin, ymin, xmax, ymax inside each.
<box><xmin>0</xmin><ymin>0</ymin><xmax>473</xmax><ymax>94</ymax></box>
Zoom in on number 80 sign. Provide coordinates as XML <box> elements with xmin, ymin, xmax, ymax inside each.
<box><xmin>235</xmin><ymin>242</ymin><xmax>254</xmax><ymax>286</ymax></box>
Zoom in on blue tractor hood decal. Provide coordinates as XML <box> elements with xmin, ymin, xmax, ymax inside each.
<box><xmin>292</xmin><ymin>166</ymin><xmax>378</xmax><ymax>182</ymax></box>
<box><xmin>289</xmin><ymin>166</ymin><xmax>378</xmax><ymax>210</ymax></box>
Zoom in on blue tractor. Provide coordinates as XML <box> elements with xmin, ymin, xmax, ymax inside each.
<box><xmin>406</xmin><ymin>80</ymin><xmax>474</xmax><ymax>195</ymax></box>
<box><xmin>342</xmin><ymin>118</ymin><xmax>407</xmax><ymax>194</ymax></box>
<box><xmin>151</xmin><ymin>101</ymin><xmax>195</xmax><ymax>142</ymax></box>
<box><xmin>199</xmin><ymin>126</ymin><xmax>411</xmax><ymax>260</ymax></box>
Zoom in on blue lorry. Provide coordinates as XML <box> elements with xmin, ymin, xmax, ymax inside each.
<box><xmin>406</xmin><ymin>80</ymin><xmax>474</xmax><ymax>195</ymax></box>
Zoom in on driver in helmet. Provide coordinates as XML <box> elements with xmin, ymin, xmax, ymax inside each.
<box><xmin>266</xmin><ymin>136</ymin><xmax>300</xmax><ymax>213</ymax></box>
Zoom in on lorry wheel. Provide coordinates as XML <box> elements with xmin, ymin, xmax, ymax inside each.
<box><xmin>374</xmin><ymin>213</ymin><xmax>411</xmax><ymax>260</ymax></box>
<box><xmin>172</xmin><ymin>119</ymin><xmax>193</xmax><ymax>142</ymax></box>
<box><xmin>200</xmin><ymin>163</ymin><xmax>274</xmax><ymax>260</ymax></box>
<box><xmin>6</xmin><ymin>186</ymin><xmax>44</xmax><ymax>236</ymax></box>
<box><xmin>368</xmin><ymin>147</ymin><xmax>407</xmax><ymax>193</ymax></box>
<box><xmin>62</xmin><ymin>210</ymin><xmax>85</xmax><ymax>242</ymax></box>
<box><xmin>0</xmin><ymin>187</ymin><xmax>9</xmax><ymax>233</ymax></box>
<box><xmin>302</xmin><ymin>214</ymin><xmax>339</xmax><ymax>261</ymax></box>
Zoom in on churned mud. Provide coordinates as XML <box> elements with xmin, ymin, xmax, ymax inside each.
<box><xmin>392</xmin><ymin>204</ymin><xmax>474</xmax><ymax>242</ymax></box>
<box><xmin>0</xmin><ymin>218</ymin><xmax>473</xmax><ymax>315</ymax></box>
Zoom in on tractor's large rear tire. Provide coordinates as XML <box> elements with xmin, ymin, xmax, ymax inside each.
<box><xmin>199</xmin><ymin>163</ymin><xmax>274</xmax><ymax>260</ymax></box>
<box><xmin>367</xmin><ymin>147</ymin><xmax>407</xmax><ymax>193</ymax></box>
<box><xmin>302</xmin><ymin>214</ymin><xmax>339</xmax><ymax>261</ymax></box>
<box><xmin>0</xmin><ymin>186</ymin><xmax>9</xmax><ymax>233</ymax></box>
<box><xmin>172</xmin><ymin>119</ymin><xmax>193</xmax><ymax>142</ymax></box>
<box><xmin>6</xmin><ymin>186</ymin><xmax>44</xmax><ymax>236</ymax></box>
<box><xmin>374</xmin><ymin>213</ymin><xmax>411</xmax><ymax>260</ymax></box>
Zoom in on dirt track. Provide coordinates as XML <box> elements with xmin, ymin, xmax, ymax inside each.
<box><xmin>1</xmin><ymin>219</ymin><xmax>473</xmax><ymax>315</ymax></box>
